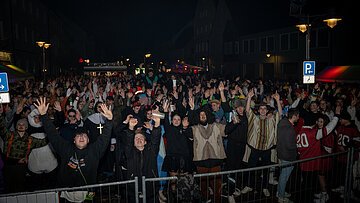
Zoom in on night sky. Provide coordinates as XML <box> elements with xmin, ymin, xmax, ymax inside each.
<box><xmin>42</xmin><ymin>0</ymin><xmax>198</xmax><ymax>61</ymax></box>
<box><xmin>41</xmin><ymin>0</ymin><xmax>352</xmax><ymax>62</ymax></box>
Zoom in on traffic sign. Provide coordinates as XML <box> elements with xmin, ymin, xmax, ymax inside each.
<box><xmin>0</xmin><ymin>92</ymin><xmax>10</xmax><ymax>103</ymax></box>
<box><xmin>303</xmin><ymin>61</ymin><xmax>315</xmax><ymax>76</ymax></box>
<box><xmin>0</xmin><ymin>72</ymin><xmax>9</xmax><ymax>92</ymax></box>
<box><xmin>303</xmin><ymin>75</ymin><xmax>315</xmax><ymax>84</ymax></box>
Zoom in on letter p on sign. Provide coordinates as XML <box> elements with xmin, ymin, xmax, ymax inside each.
<box><xmin>303</xmin><ymin>61</ymin><xmax>315</xmax><ymax>76</ymax></box>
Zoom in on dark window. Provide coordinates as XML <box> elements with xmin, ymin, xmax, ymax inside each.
<box><xmin>260</xmin><ymin>38</ymin><xmax>266</xmax><ymax>52</ymax></box>
<box><xmin>234</xmin><ymin>41</ymin><xmax>239</xmax><ymax>55</ymax></box>
<box><xmin>290</xmin><ymin>33</ymin><xmax>298</xmax><ymax>49</ymax></box>
<box><xmin>280</xmin><ymin>34</ymin><xmax>289</xmax><ymax>50</ymax></box>
<box><xmin>268</xmin><ymin>37</ymin><xmax>274</xmax><ymax>51</ymax></box>
<box><xmin>244</xmin><ymin>40</ymin><xmax>249</xmax><ymax>53</ymax></box>
<box><xmin>250</xmin><ymin>40</ymin><xmax>255</xmax><ymax>53</ymax></box>
<box><xmin>229</xmin><ymin>42</ymin><xmax>233</xmax><ymax>55</ymax></box>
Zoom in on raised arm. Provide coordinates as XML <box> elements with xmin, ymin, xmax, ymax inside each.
<box><xmin>92</xmin><ymin>104</ymin><xmax>113</xmax><ymax>157</ymax></box>
<box><xmin>219</xmin><ymin>82</ymin><xmax>227</xmax><ymax>103</ymax></box>
<box><xmin>273</xmin><ymin>91</ymin><xmax>282</xmax><ymax>117</ymax></box>
<box><xmin>35</xmin><ymin>97</ymin><xmax>71</xmax><ymax>155</ymax></box>
<box><xmin>150</xmin><ymin>115</ymin><xmax>162</xmax><ymax>156</ymax></box>
<box><xmin>246</xmin><ymin>88</ymin><xmax>254</xmax><ymax>114</ymax></box>
<box><xmin>316</xmin><ymin>106</ymin><xmax>340</xmax><ymax>140</ymax></box>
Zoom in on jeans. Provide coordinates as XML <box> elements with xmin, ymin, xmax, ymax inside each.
<box><xmin>277</xmin><ymin>160</ymin><xmax>294</xmax><ymax>197</ymax></box>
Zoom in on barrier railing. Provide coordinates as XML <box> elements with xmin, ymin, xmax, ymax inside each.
<box><xmin>1</xmin><ymin>150</ymin><xmax>360</xmax><ymax>203</ymax></box>
<box><xmin>0</xmin><ymin>177</ymin><xmax>138</xmax><ymax>203</ymax></box>
<box><xmin>143</xmin><ymin>150</ymin><xmax>358</xmax><ymax>203</ymax></box>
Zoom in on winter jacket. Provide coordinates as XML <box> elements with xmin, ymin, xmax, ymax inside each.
<box><xmin>41</xmin><ymin>115</ymin><xmax>112</xmax><ymax>187</ymax></box>
<box><xmin>276</xmin><ymin>118</ymin><xmax>297</xmax><ymax>161</ymax></box>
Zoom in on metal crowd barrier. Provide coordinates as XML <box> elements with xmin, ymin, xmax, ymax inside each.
<box><xmin>1</xmin><ymin>150</ymin><xmax>360</xmax><ymax>203</ymax></box>
<box><xmin>0</xmin><ymin>178</ymin><xmax>138</xmax><ymax>203</ymax></box>
<box><xmin>143</xmin><ymin>150</ymin><xmax>359</xmax><ymax>203</ymax></box>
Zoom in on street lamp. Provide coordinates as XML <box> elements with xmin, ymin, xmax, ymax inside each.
<box><xmin>296</xmin><ymin>16</ymin><xmax>341</xmax><ymax>60</ymax></box>
<box><xmin>144</xmin><ymin>53</ymin><xmax>151</xmax><ymax>64</ymax></box>
<box><xmin>36</xmin><ymin>41</ymin><xmax>51</xmax><ymax>81</ymax></box>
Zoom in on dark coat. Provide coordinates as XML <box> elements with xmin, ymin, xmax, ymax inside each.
<box><xmin>41</xmin><ymin>115</ymin><xmax>112</xmax><ymax>187</ymax></box>
<box><xmin>225</xmin><ymin>115</ymin><xmax>248</xmax><ymax>169</ymax></box>
<box><xmin>122</xmin><ymin>127</ymin><xmax>161</xmax><ymax>179</ymax></box>
<box><xmin>276</xmin><ymin>118</ymin><xmax>297</xmax><ymax>161</ymax></box>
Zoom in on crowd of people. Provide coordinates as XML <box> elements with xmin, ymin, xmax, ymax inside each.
<box><xmin>0</xmin><ymin>69</ymin><xmax>359</xmax><ymax>203</ymax></box>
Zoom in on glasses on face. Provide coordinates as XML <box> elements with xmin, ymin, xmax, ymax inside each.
<box><xmin>68</xmin><ymin>114</ymin><xmax>76</xmax><ymax>118</ymax></box>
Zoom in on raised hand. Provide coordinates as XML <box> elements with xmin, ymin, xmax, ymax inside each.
<box><xmin>189</xmin><ymin>97</ymin><xmax>195</xmax><ymax>110</ymax></box>
<box><xmin>248</xmin><ymin>88</ymin><xmax>255</xmax><ymax>99</ymax></box>
<box><xmin>66</xmin><ymin>88</ymin><xmax>72</xmax><ymax>98</ymax></box>
<box><xmin>99</xmin><ymin>103</ymin><xmax>113</xmax><ymax>120</ymax></box>
<box><xmin>34</xmin><ymin>97</ymin><xmax>49</xmax><ymax>115</ymax></box>
<box><xmin>143</xmin><ymin>121</ymin><xmax>153</xmax><ymax>130</ymax></box>
<box><xmin>272</xmin><ymin>91</ymin><xmax>280</xmax><ymax>101</ymax></box>
<box><xmin>16</xmin><ymin>102</ymin><xmax>24</xmax><ymax>114</ymax></box>
<box><xmin>129</xmin><ymin>117</ymin><xmax>138</xmax><ymax>129</ymax></box>
<box><xmin>75</xmin><ymin>110</ymin><xmax>81</xmax><ymax>121</ymax></box>
<box><xmin>124</xmin><ymin>114</ymin><xmax>133</xmax><ymax>124</ymax></box>
<box><xmin>218</xmin><ymin>81</ymin><xmax>225</xmax><ymax>92</ymax></box>
<box><xmin>54</xmin><ymin>101</ymin><xmax>62</xmax><ymax>112</ymax></box>
<box><xmin>351</xmin><ymin>97</ymin><xmax>358</xmax><ymax>107</ymax></box>
<box><xmin>163</xmin><ymin>100</ymin><xmax>170</xmax><ymax>112</ymax></box>
<box><xmin>152</xmin><ymin>112</ymin><xmax>161</xmax><ymax>127</ymax></box>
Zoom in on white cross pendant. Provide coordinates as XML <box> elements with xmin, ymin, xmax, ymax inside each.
<box><xmin>97</xmin><ymin>123</ymin><xmax>104</xmax><ymax>135</ymax></box>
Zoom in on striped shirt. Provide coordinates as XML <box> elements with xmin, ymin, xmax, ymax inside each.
<box><xmin>247</xmin><ymin>109</ymin><xmax>280</xmax><ymax>150</ymax></box>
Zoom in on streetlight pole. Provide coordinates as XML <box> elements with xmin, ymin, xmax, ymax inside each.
<box><xmin>296</xmin><ymin>16</ymin><xmax>341</xmax><ymax>61</ymax></box>
<box><xmin>305</xmin><ymin>22</ymin><xmax>311</xmax><ymax>60</ymax></box>
<box><xmin>36</xmin><ymin>41</ymin><xmax>51</xmax><ymax>81</ymax></box>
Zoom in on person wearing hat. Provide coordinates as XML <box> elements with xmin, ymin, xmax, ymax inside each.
<box><xmin>241</xmin><ymin>88</ymin><xmax>282</xmax><ymax>197</ymax></box>
<box><xmin>0</xmin><ymin>108</ymin><xmax>32</xmax><ymax>193</ymax></box>
<box><xmin>209</xmin><ymin>81</ymin><xmax>231</xmax><ymax>124</ymax></box>
<box><xmin>34</xmin><ymin>97</ymin><xmax>113</xmax><ymax>188</ymax></box>
<box><xmin>224</xmin><ymin>98</ymin><xmax>248</xmax><ymax>200</ymax></box>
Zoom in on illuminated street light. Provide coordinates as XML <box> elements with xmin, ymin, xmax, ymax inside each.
<box><xmin>36</xmin><ymin>41</ymin><xmax>51</xmax><ymax>81</ymax></box>
<box><xmin>144</xmin><ymin>53</ymin><xmax>151</xmax><ymax>65</ymax></box>
<box><xmin>296</xmin><ymin>16</ymin><xmax>341</xmax><ymax>60</ymax></box>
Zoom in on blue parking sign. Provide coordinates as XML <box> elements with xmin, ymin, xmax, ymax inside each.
<box><xmin>303</xmin><ymin>61</ymin><xmax>315</xmax><ymax>76</ymax></box>
<box><xmin>0</xmin><ymin>73</ymin><xmax>9</xmax><ymax>92</ymax></box>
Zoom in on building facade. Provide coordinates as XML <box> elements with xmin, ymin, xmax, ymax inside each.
<box><xmin>0</xmin><ymin>0</ymin><xmax>93</xmax><ymax>79</ymax></box>
<box><xmin>193</xmin><ymin>0</ymin><xmax>357</xmax><ymax>81</ymax></box>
